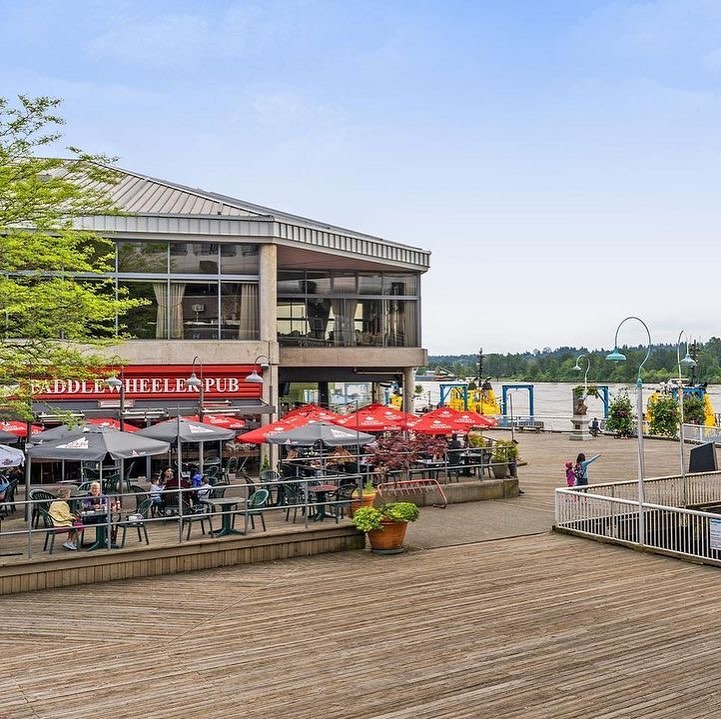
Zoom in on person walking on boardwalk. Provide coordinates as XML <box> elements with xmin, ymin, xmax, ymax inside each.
<box><xmin>574</xmin><ymin>452</ymin><xmax>601</xmax><ymax>489</ymax></box>
<box><xmin>564</xmin><ymin>461</ymin><xmax>576</xmax><ymax>488</ymax></box>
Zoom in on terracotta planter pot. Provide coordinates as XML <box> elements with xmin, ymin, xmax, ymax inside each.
<box><xmin>367</xmin><ymin>519</ymin><xmax>408</xmax><ymax>554</ymax></box>
<box><xmin>491</xmin><ymin>462</ymin><xmax>508</xmax><ymax>479</ymax></box>
<box><xmin>350</xmin><ymin>491</ymin><xmax>376</xmax><ymax>517</ymax></box>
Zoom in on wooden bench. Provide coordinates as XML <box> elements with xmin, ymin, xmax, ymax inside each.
<box><xmin>518</xmin><ymin>423</ymin><xmax>543</xmax><ymax>433</ymax></box>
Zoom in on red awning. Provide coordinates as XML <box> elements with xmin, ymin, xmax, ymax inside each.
<box><xmin>85</xmin><ymin>418</ymin><xmax>139</xmax><ymax>432</ymax></box>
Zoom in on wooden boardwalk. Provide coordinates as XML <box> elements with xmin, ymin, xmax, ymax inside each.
<box><xmin>4</xmin><ymin>530</ymin><xmax>721</xmax><ymax>718</ymax></box>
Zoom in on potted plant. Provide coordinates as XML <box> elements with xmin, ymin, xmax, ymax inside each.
<box><xmin>350</xmin><ymin>479</ymin><xmax>378</xmax><ymax>516</ymax></box>
<box><xmin>490</xmin><ymin>440</ymin><xmax>518</xmax><ymax>479</ymax></box>
<box><xmin>351</xmin><ymin>501</ymin><xmax>420</xmax><ymax>554</ymax></box>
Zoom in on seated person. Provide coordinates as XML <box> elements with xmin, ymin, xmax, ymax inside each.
<box><xmin>189</xmin><ymin>465</ymin><xmax>203</xmax><ymax>489</ymax></box>
<box><xmin>196</xmin><ymin>475</ymin><xmax>213</xmax><ymax>502</ymax></box>
<box><xmin>328</xmin><ymin>446</ymin><xmax>354</xmax><ymax>471</ymax></box>
<box><xmin>149</xmin><ymin>476</ymin><xmax>165</xmax><ymax>516</ymax></box>
<box><xmin>49</xmin><ymin>487</ymin><xmax>83</xmax><ymax>551</ymax></box>
<box><xmin>282</xmin><ymin>448</ymin><xmax>302</xmax><ymax>479</ymax></box>
<box><xmin>81</xmin><ymin>481</ymin><xmax>108</xmax><ymax>512</ymax></box>
<box><xmin>162</xmin><ymin>468</ymin><xmax>192</xmax><ymax>511</ymax></box>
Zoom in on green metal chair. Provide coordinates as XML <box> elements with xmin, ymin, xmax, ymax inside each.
<box><xmin>116</xmin><ymin>498</ymin><xmax>153</xmax><ymax>547</ymax></box>
<box><xmin>40</xmin><ymin>507</ymin><xmax>85</xmax><ymax>554</ymax></box>
<box><xmin>234</xmin><ymin>488</ymin><xmax>269</xmax><ymax>531</ymax></box>
<box><xmin>29</xmin><ymin>489</ymin><xmax>57</xmax><ymax>529</ymax></box>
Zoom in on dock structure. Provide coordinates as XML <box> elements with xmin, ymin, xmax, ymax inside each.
<box><xmin>3</xmin><ymin>431</ymin><xmax>718</xmax><ymax>717</ymax></box>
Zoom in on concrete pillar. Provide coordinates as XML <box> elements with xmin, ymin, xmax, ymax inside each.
<box><xmin>403</xmin><ymin>367</ymin><xmax>415</xmax><ymax>414</ymax></box>
<box><xmin>259</xmin><ymin>244</ymin><xmax>278</xmax><ymax>470</ymax></box>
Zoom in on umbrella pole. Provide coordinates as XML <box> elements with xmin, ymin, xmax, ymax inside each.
<box><xmin>177</xmin><ymin>411</ymin><xmax>183</xmax><ymax>543</ymax></box>
<box><xmin>24</xmin><ymin>451</ymin><xmax>31</xmax><ymax>524</ymax></box>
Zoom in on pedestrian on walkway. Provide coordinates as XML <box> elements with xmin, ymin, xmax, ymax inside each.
<box><xmin>574</xmin><ymin>452</ymin><xmax>601</xmax><ymax>489</ymax></box>
<box><xmin>564</xmin><ymin>461</ymin><xmax>576</xmax><ymax>487</ymax></box>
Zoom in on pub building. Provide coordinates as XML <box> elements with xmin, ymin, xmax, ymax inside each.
<box><xmin>27</xmin><ymin>166</ymin><xmax>430</xmax><ymax>475</ymax></box>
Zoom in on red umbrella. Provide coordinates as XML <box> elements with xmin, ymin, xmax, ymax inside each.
<box><xmin>410</xmin><ymin>415</ymin><xmax>463</xmax><ymax>435</ymax></box>
<box><xmin>183</xmin><ymin>414</ymin><xmax>247</xmax><ymax>430</ymax></box>
<box><xmin>283</xmin><ymin>404</ymin><xmax>344</xmax><ymax>422</ymax></box>
<box><xmin>422</xmin><ymin>407</ymin><xmax>497</xmax><ymax>429</ymax></box>
<box><xmin>334</xmin><ymin>403</ymin><xmax>417</xmax><ymax>431</ymax></box>
<box><xmin>0</xmin><ymin>421</ymin><xmax>42</xmax><ymax>437</ymax></box>
<box><xmin>236</xmin><ymin>414</ymin><xmax>311</xmax><ymax>444</ymax></box>
<box><xmin>86</xmin><ymin>418</ymin><xmax>139</xmax><ymax>432</ymax></box>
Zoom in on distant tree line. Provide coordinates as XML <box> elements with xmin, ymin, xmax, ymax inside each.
<box><xmin>427</xmin><ymin>339</ymin><xmax>721</xmax><ymax>384</ymax></box>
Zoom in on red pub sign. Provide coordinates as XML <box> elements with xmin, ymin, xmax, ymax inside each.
<box><xmin>29</xmin><ymin>364</ymin><xmax>263</xmax><ymax>402</ymax></box>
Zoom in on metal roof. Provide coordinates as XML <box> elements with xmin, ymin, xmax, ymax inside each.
<box><xmin>76</xmin><ymin>166</ymin><xmax>431</xmax><ymax>271</ymax></box>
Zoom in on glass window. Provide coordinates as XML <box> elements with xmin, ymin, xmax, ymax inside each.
<box><xmin>277</xmin><ymin>271</ymin><xmax>305</xmax><ymax>295</ymax></box>
<box><xmin>277</xmin><ymin>300</ymin><xmax>309</xmax><ymax>345</ymax></box>
<box><xmin>358</xmin><ymin>273</ymin><xmax>383</xmax><ymax>295</ymax></box>
<box><xmin>383</xmin><ymin>274</ymin><xmax>418</xmax><ymax>296</ymax></box>
<box><xmin>117</xmin><ymin>242</ymin><xmax>168</xmax><ymax>274</ymax></box>
<box><xmin>220</xmin><ymin>244</ymin><xmax>260</xmax><ymax>274</ymax></box>
<box><xmin>119</xmin><ymin>281</ymin><xmax>166</xmax><ymax>339</ymax></box>
<box><xmin>180</xmin><ymin>283</ymin><xmax>219</xmax><ymax>339</ymax></box>
<box><xmin>332</xmin><ymin>272</ymin><xmax>357</xmax><ymax>294</ymax></box>
<box><xmin>170</xmin><ymin>243</ymin><xmax>219</xmax><ymax>274</ymax></box>
<box><xmin>304</xmin><ymin>271</ymin><xmax>331</xmax><ymax>295</ymax></box>
<box><xmin>221</xmin><ymin>283</ymin><xmax>259</xmax><ymax>340</ymax></box>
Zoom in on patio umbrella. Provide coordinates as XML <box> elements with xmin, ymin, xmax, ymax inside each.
<box><xmin>0</xmin><ymin>430</ymin><xmax>19</xmax><ymax>444</ymax></box>
<box><xmin>0</xmin><ymin>421</ymin><xmax>42</xmax><ymax>438</ymax></box>
<box><xmin>237</xmin><ymin>415</ymin><xmax>311</xmax><ymax>445</ymax></box>
<box><xmin>0</xmin><ymin>444</ymin><xmax>24</xmax><ymax>467</ymax></box>
<box><xmin>183</xmin><ymin>414</ymin><xmax>247</xmax><ymax>430</ymax></box>
<box><xmin>333</xmin><ymin>403</ymin><xmax>417</xmax><ymax>432</ymax></box>
<box><xmin>86</xmin><ymin>418</ymin><xmax>139</xmax><ymax>432</ymax></box>
<box><xmin>28</xmin><ymin>427</ymin><xmax>171</xmax><ymax>462</ymax></box>
<box><xmin>266</xmin><ymin>422</ymin><xmax>375</xmax><ymax>447</ymax></box>
<box><xmin>418</xmin><ymin>407</ymin><xmax>497</xmax><ymax>431</ymax></box>
<box><xmin>283</xmin><ymin>404</ymin><xmax>344</xmax><ymax>423</ymax></box>
<box><xmin>410</xmin><ymin>415</ymin><xmax>464</xmax><ymax>435</ymax></box>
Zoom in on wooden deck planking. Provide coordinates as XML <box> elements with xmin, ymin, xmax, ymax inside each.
<box><xmin>3</xmin><ymin>532</ymin><xmax>721</xmax><ymax>718</ymax></box>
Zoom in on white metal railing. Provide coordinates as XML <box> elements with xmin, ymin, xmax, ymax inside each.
<box><xmin>555</xmin><ymin>474</ymin><xmax>721</xmax><ymax>563</ymax></box>
<box><xmin>680</xmin><ymin>423</ymin><xmax>721</xmax><ymax>444</ymax></box>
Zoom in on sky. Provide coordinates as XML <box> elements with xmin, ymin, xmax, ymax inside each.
<box><xmin>2</xmin><ymin>0</ymin><xmax>721</xmax><ymax>354</ymax></box>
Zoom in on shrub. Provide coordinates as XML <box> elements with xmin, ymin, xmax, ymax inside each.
<box><xmin>648</xmin><ymin>394</ymin><xmax>679</xmax><ymax>437</ymax></box>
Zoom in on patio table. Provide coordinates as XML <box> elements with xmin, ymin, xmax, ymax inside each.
<box><xmin>80</xmin><ymin>509</ymin><xmax>119</xmax><ymax>550</ymax></box>
<box><xmin>203</xmin><ymin>497</ymin><xmax>246</xmax><ymax>537</ymax></box>
<box><xmin>305</xmin><ymin>484</ymin><xmax>337</xmax><ymax>522</ymax></box>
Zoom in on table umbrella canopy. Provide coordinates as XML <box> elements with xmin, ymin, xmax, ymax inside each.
<box><xmin>0</xmin><ymin>421</ymin><xmax>42</xmax><ymax>438</ymax></box>
<box><xmin>183</xmin><ymin>414</ymin><xmax>247</xmax><ymax>430</ymax></box>
<box><xmin>416</xmin><ymin>407</ymin><xmax>497</xmax><ymax>432</ymax></box>
<box><xmin>283</xmin><ymin>404</ymin><xmax>344</xmax><ymax>423</ymax></box>
<box><xmin>27</xmin><ymin>427</ymin><xmax>170</xmax><ymax>461</ymax></box>
<box><xmin>410</xmin><ymin>416</ymin><xmax>464</xmax><ymax>435</ymax></box>
<box><xmin>136</xmin><ymin>417</ymin><xmax>235</xmax><ymax>444</ymax></box>
<box><xmin>85</xmin><ymin>418</ymin><xmax>139</xmax><ymax>432</ymax></box>
<box><xmin>0</xmin><ymin>430</ymin><xmax>20</xmax><ymax>444</ymax></box>
<box><xmin>333</xmin><ymin>403</ymin><xmax>417</xmax><ymax>431</ymax></box>
<box><xmin>237</xmin><ymin>415</ymin><xmax>311</xmax><ymax>445</ymax></box>
<box><xmin>267</xmin><ymin>421</ymin><xmax>375</xmax><ymax>447</ymax></box>
<box><xmin>0</xmin><ymin>444</ymin><xmax>24</xmax><ymax>467</ymax></box>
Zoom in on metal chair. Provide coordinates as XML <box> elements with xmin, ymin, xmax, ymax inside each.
<box><xmin>29</xmin><ymin>489</ymin><xmax>57</xmax><ymax>529</ymax></box>
<box><xmin>184</xmin><ymin>499</ymin><xmax>214</xmax><ymax>540</ymax></box>
<box><xmin>234</xmin><ymin>488</ymin><xmax>269</xmax><ymax>531</ymax></box>
<box><xmin>330</xmin><ymin>484</ymin><xmax>357</xmax><ymax>522</ymax></box>
<box><xmin>40</xmin><ymin>508</ymin><xmax>84</xmax><ymax>554</ymax></box>
<box><xmin>116</xmin><ymin>498</ymin><xmax>153</xmax><ymax>547</ymax></box>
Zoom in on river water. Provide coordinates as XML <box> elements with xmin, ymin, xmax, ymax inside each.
<box><xmin>414</xmin><ymin>381</ymin><xmax>721</xmax><ymax>422</ymax></box>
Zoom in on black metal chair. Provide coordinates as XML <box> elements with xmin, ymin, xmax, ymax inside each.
<box><xmin>184</xmin><ymin>498</ymin><xmax>214</xmax><ymax>540</ymax></box>
<box><xmin>330</xmin><ymin>484</ymin><xmax>357</xmax><ymax>522</ymax></box>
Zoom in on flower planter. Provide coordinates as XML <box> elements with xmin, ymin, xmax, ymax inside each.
<box><xmin>490</xmin><ymin>462</ymin><xmax>508</xmax><ymax>479</ymax></box>
<box><xmin>367</xmin><ymin>519</ymin><xmax>409</xmax><ymax>554</ymax></box>
<box><xmin>350</xmin><ymin>491</ymin><xmax>376</xmax><ymax>517</ymax></box>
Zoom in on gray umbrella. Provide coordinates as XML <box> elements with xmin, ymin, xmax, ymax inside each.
<box><xmin>266</xmin><ymin>422</ymin><xmax>375</xmax><ymax>447</ymax></box>
<box><xmin>0</xmin><ymin>430</ymin><xmax>19</xmax><ymax>444</ymax></box>
<box><xmin>136</xmin><ymin>418</ymin><xmax>235</xmax><ymax>443</ymax></box>
<box><xmin>28</xmin><ymin>426</ymin><xmax>170</xmax><ymax>461</ymax></box>
<box><xmin>30</xmin><ymin>424</ymin><xmax>78</xmax><ymax>444</ymax></box>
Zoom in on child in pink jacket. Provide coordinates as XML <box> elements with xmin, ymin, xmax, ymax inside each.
<box><xmin>564</xmin><ymin>461</ymin><xmax>576</xmax><ymax>487</ymax></box>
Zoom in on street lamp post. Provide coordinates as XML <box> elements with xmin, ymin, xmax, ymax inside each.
<box><xmin>606</xmin><ymin>316</ymin><xmax>652</xmax><ymax>546</ymax></box>
<box><xmin>573</xmin><ymin>354</ymin><xmax>590</xmax><ymax>395</ymax></box>
<box><xmin>246</xmin><ymin>354</ymin><xmax>272</xmax><ymax>469</ymax></box>
<box><xmin>186</xmin><ymin>356</ymin><xmax>205</xmax><ymax>470</ymax></box>
<box><xmin>676</xmin><ymin>331</ymin><xmax>697</xmax><ymax>507</ymax></box>
<box><xmin>105</xmin><ymin>370</ymin><xmax>126</xmax><ymax>431</ymax></box>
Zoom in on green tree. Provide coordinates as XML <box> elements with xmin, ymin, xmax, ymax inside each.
<box><xmin>0</xmin><ymin>95</ymin><xmax>138</xmax><ymax>419</ymax></box>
